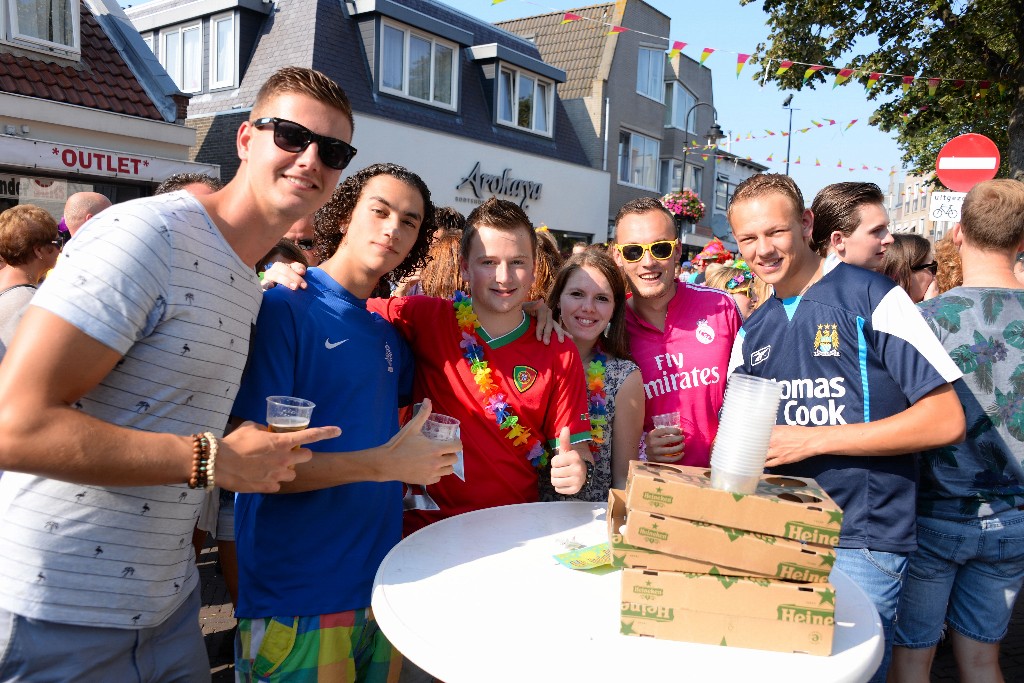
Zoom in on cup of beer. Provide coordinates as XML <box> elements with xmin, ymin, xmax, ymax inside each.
<box><xmin>266</xmin><ymin>396</ymin><xmax>316</xmax><ymax>433</ymax></box>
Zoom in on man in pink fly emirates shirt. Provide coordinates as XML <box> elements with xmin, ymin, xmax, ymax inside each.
<box><xmin>611</xmin><ymin>198</ymin><xmax>742</xmax><ymax>465</ymax></box>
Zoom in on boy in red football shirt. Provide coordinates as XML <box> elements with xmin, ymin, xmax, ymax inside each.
<box><xmin>368</xmin><ymin>198</ymin><xmax>591</xmax><ymax>534</ymax></box>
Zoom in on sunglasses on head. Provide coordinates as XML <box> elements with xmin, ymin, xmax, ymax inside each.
<box><xmin>912</xmin><ymin>261</ymin><xmax>938</xmax><ymax>275</ymax></box>
<box><xmin>615</xmin><ymin>240</ymin><xmax>676</xmax><ymax>263</ymax></box>
<box><xmin>252</xmin><ymin>117</ymin><xmax>357</xmax><ymax>171</ymax></box>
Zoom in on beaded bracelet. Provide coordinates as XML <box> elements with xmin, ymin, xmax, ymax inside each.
<box><xmin>202</xmin><ymin>431</ymin><xmax>218</xmax><ymax>489</ymax></box>
<box><xmin>188</xmin><ymin>433</ymin><xmax>217</xmax><ymax>490</ymax></box>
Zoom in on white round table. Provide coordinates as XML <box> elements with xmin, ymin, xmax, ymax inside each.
<box><xmin>372</xmin><ymin>502</ymin><xmax>883</xmax><ymax>682</ymax></box>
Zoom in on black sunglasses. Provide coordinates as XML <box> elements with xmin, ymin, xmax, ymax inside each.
<box><xmin>912</xmin><ymin>261</ymin><xmax>938</xmax><ymax>275</ymax></box>
<box><xmin>252</xmin><ymin>117</ymin><xmax>357</xmax><ymax>171</ymax></box>
<box><xmin>295</xmin><ymin>238</ymin><xmax>315</xmax><ymax>250</ymax></box>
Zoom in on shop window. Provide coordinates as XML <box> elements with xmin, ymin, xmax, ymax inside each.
<box><xmin>161</xmin><ymin>23</ymin><xmax>202</xmax><ymax>93</ymax></box>
<box><xmin>3</xmin><ymin>0</ymin><xmax>80</xmax><ymax>58</ymax></box>
<box><xmin>497</xmin><ymin>66</ymin><xmax>553</xmax><ymax>136</ymax></box>
<box><xmin>210</xmin><ymin>13</ymin><xmax>236</xmax><ymax>90</ymax></box>
<box><xmin>380</xmin><ymin>19</ymin><xmax>457</xmax><ymax>110</ymax></box>
<box><xmin>618</xmin><ymin>130</ymin><xmax>659</xmax><ymax>190</ymax></box>
<box><xmin>636</xmin><ymin>47</ymin><xmax>664</xmax><ymax>102</ymax></box>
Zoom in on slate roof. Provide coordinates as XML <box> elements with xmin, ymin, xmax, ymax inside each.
<box><xmin>178</xmin><ymin>0</ymin><xmax>589</xmax><ymax>167</ymax></box>
<box><xmin>0</xmin><ymin>2</ymin><xmax>164</xmax><ymax>121</ymax></box>
<box><xmin>495</xmin><ymin>3</ymin><xmax>616</xmax><ymax>101</ymax></box>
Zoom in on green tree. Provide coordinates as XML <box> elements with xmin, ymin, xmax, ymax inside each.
<box><xmin>743</xmin><ymin>0</ymin><xmax>1023</xmax><ymax>181</ymax></box>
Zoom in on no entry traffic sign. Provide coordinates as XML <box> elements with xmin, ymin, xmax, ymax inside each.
<box><xmin>935</xmin><ymin>133</ymin><xmax>1000</xmax><ymax>192</ymax></box>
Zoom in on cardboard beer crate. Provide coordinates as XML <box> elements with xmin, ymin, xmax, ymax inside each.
<box><xmin>607</xmin><ymin>489</ymin><xmax>774</xmax><ymax>578</ymax></box>
<box><xmin>625</xmin><ymin>462</ymin><xmax>843</xmax><ymax>548</ymax></box>
<box><xmin>623</xmin><ymin>508</ymin><xmax>834</xmax><ymax>583</ymax></box>
<box><xmin>620</xmin><ymin>567</ymin><xmax>835</xmax><ymax>656</ymax></box>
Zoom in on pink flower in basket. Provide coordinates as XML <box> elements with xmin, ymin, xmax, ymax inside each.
<box><xmin>660</xmin><ymin>189</ymin><xmax>705</xmax><ymax>223</ymax></box>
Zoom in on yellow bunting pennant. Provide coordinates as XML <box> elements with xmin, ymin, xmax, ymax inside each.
<box><xmin>833</xmin><ymin>68</ymin><xmax>854</xmax><ymax>89</ymax></box>
<box><xmin>844</xmin><ymin>119</ymin><xmax>858</xmax><ymax>131</ymax></box>
<box><xmin>736</xmin><ymin>53</ymin><xmax>750</xmax><ymax>78</ymax></box>
<box><xmin>902</xmin><ymin>76</ymin><xmax>914</xmax><ymax>93</ymax></box>
<box><xmin>927</xmin><ymin>77</ymin><xmax>940</xmax><ymax>96</ymax></box>
<box><xmin>776</xmin><ymin>60</ymin><xmax>794</xmax><ymax>76</ymax></box>
<box><xmin>699</xmin><ymin>47</ymin><xmax>715</xmax><ymax>64</ymax></box>
<box><xmin>668</xmin><ymin>40</ymin><xmax>686</xmax><ymax>58</ymax></box>
<box><xmin>866</xmin><ymin>72</ymin><xmax>880</xmax><ymax>90</ymax></box>
<box><xmin>802</xmin><ymin>65</ymin><xmax>824</xmax><ymax>83</ymax></box>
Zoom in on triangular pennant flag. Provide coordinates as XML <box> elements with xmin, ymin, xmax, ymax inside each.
<box><xmin>919</xmin><ymin>105</ymin><xmax>930</xmax><ymax>112</ymax></box>
<box><xmin>776</xmin><ymin>60</ymin><xmax>794</xmax><ymax>76</ymax></box>
<box><xmin>781</xmin><ymin>132</ymin><xmax>789</xmax><ymax>137</ymax></box>
<box><xmin>766</xmin><ymin>154</ymin><xmax>774</xmax><ymax>162</ymax></box>
<box><xmin>699</xmin><ymin>48</ymin><xmax>715</xmax><ymax>64</ymax></box>
<box><xmin>736</xmin><ymin>54</ymin><xmax>750</xmax><ymax>78</ymax></box>
<box><xmin>668</xmin><ymin>41</ymin><xmax>687</xmax><ymax>58</ymax></box>
<box><xmin>844</xmin><ymin>119</ymin><xmax>858</xmax><ymax>131</ymax></box>
<box><xmin>691</xmin><ymin>140</ymin><xmax>701</xmax><ymax>147</ymax></box>
<box><xmin>491</xmin><ymin>0</ymin><xmax>506</xmax><ymax>4</ymax></box>
<box><xmin>803</xmin><ymin>65</ymin><xmax>824</xmax><ymax>83</ymax></box>
<box><xmin>833</xmin><ymin>68</ymin><xmax>855</xmax><ymax>89</ymax></box>
<box><xmin>815</xmin><ymin>159</ymin><xmax>821</xmax><ymax>166</ymax></box>
<box><xmin>607</xmin><ymin>26</ymin><xmax>627</xmax><ymax>35</ymax></box>
<box><xmin>745</xmin><ymin>156</ymin><xmax>753</xmax><ymax>161</ymax></box>
<box><xmin>701</xmin><ymin>154</ymin><xmax>709</xmax><ymax>161</ymax></box>
<box><xmin>560</xmin><ymin>12</ymin><xmax>582</xmax><ymax>24</ymax></box>
<box><xmin>953</xmin><ymin>79</ymin><xmax>966</xmax><ymax>89</ymax></box>
<box><xmin>862</xmin><ymin>165</ymin><xmax>869</xmax><ymax>170</ymax></box>
<box><xmin>795</xmin><ymin>157</ymin><xmax>801</xmax><ymax>165</ymax></box>
<box><xmin>902</xmin><ymin>76</ymin><xmax>914</xmax><ymax>93</ymax></box>
<box><xmin>875</xmin><ymin>166</ymin><xmax>884</xmax><ymax>171</ymax></box>
<box><xmin>849</xmin><ymin>167</ymin><xmax>856</xmax><ymax>172</ymax></box>
<box><xmin>837</xmin><ymin>159</ymin><xmax>843</xmax><ymax>167</ymax></box>
<box><xmin>866</xmin><ymin>72</ymin><xmax>881</xmax><ymax>89</ymax></box>
<box><xmin>765</xmin><ymin>129</ymin><xmax>776</xmax><ymax>136</ymax></box>
<box><xmin>825</xmin><ymin>118</ymin><xmax>836</xmax><ymax>126</ymax></box>
<box><xmin>799</xmin><ymin>127</ymin><xmax>811</xmax><ymax>133</ymax></box>
<box><xmin>977</xmin><ymin>80</ymin><xmax>991</xmax><ymax>98</ymax></box>
<box><xmin>782</xmin><ymin>158</ymin><xmax>788</xmax><ymax>164</ymax></box>
<box><xmin>811</xmin><ymin>120</ymin><xmax>823</xmax><ymax>128</ymax></box>
<box><xmin>927</xmin><ymin>77</ymin><xmax>940</xmax><ymax>96</ymax></box>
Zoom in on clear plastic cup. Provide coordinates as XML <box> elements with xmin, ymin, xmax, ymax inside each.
<box><xmin>710</xmin><ymin>467</ymin><xmax>762</xmax><ymax>494</ymax></box>
<box><xmin>266</xmin><ymin>396</ymin><xmax>315</xmax><ymax>432</ymax></box>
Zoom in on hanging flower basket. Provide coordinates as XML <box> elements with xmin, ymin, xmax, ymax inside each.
<box><xmin>660</xmin><ymin>189</ymin><xmax>705</xmax><ymax>223</ymax></box>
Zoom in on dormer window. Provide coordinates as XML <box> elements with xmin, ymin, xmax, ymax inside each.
<box><xmin>160</xmin><ymin>23</ymin><xmax>202</xmax><ymax>94</ymax></box>
<box><xmin>497</xmin><ymin>66</ymin><xmax>552</xmax><ymax>136</ymax></box>
<box><xmin>3</xmin><ymin>0</ymin><xmax>81</xmax><ymax>58</ymax></box>
<box><xmin>380</xmin><ymin>19</ymin><xmax>457</xmax><ymax>110</ymax></box>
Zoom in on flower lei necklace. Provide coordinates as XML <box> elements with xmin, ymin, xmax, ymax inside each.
<box><xmin>454</xmin><ymin>292</ymin><xmax>549</xmax><ymax>467</ymax></box>
<box><xmin>453</xmin><ymin>292</ymin><xmax>610</xmax><ymax>469</ymax></box>
<box><xmin>586</xmin><ymin>350</ymin><xmax>608</xmax><ymax>462</ymax></box>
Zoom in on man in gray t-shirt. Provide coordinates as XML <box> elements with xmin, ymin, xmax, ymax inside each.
<box><xmin>892</xmin><ymin>179</ymin><xmax>1024</xmax><ymax>683</ymax></box>
<box><xmin>0</xmin><ymin>68</ymin><xmax>350</xmax><ymax>680</ymax></box>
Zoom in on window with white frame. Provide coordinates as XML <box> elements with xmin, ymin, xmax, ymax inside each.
<box><xmin>715</xmin><ymin>178</ymin><xmax>730</xmax><ymax>211</ymax></box>
<box><xmin>4</xmin><ymin>0</ymin><xmax>80</xmax><ymax>57</ymax></box>
<box><xmin>380</xmin><ymin>20</ymin><xmax>457</xmax><ymax>109</ymax></box>
<box><xmin>160</xmin><ymin>23</ymin><xmax>202</xmax><ymax>93</ymax></box>
<box><xmin>143</xmin><ymin>33</ymin><xmax>154</xmax><ymax>55</ymax></box>
<box><xmin>684</xmin><ymin>163</ymin><xmax>702</xmax><ymax>196</ymax></box>
<box><xmin>618</xmin><ymin>130</ymin><xmax>659</xmax><ymax>190</ymax></box>
<box><xmin>636</xmin><ymin>47</ymin><xmax>664</xmax><ymax>102</ymax></box>
<box><xmin>659</xmin><ymin>159</ymin><xmax>683</xmax><ymax>194</ymax></box>
<box><xmin>210</xmin><ymin>13</ymin><xmax>236</xmax><ymax>90</ymax></box>
<box><xmin>665</xmin><ymin>82</ymin><xmax>697</xmax><ymax>134</ymax></box>
<box><xmin>497</xmin><ymin>66</ymin><xmax>553</xmax><ymax>135</ymax></box>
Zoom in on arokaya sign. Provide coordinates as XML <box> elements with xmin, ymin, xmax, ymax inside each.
<box><xmin>457</xmin><ymin>161</ymin><xmax>542</xmax><ymax>209</ymax></box>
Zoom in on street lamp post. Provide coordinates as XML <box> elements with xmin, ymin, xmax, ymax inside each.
<box><xmin>782</xmin><ymin>94</ymin><xmax>797</xmax><ymax>175</ymax></box>
<box><xmin>680</xmin><ymin>101</ymin><xmax>726</xmax><ymax>197</ymax></box>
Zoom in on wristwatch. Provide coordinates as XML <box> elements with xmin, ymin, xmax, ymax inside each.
<box><xmin>584</xmin><ymin>459</ymin><xmax>595</xmax><ymax>488</ymax></box>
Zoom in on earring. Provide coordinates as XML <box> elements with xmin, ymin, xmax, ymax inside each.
<box><xmin>603</xmin><ymin>323</ymin><xmax>611</xmax><ymax>338</ymax></box>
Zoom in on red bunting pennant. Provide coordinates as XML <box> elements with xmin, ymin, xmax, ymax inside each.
<box><xmin>560</xmin><ymin>12</ymin><xmax>582</xmax><ymax>24</ymax></box>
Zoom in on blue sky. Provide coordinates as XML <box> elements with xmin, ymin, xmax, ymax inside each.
<box><xmin>119</xmin><ymin>0</ymin><xmax>906</xmax><ymax>199</ymax></box>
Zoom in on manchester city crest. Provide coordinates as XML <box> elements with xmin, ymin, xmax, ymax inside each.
<box><xmin>812</xmin><ymin>324</ymin><xmax>840</xmax><ymax>357</ymax></box>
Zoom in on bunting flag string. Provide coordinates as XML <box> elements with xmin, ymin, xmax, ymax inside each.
<box><xmin>670</xmin><ymin>147</ymin><xmax>898</xmax><ymax>177</ymax></box>
<box><xmin>496</xmin><ymin>1</ymin><xmax>1007</xmax><ymax>96</ymax></box>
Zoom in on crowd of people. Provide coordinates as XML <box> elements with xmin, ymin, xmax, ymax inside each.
<box><xmin>0</xmin><ymin>66</ymin><xmax>1021</xmax><ymax>683</ymax></box>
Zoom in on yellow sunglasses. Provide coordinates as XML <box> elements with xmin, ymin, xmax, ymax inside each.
<box><xmin>615</xmin><ymin>240</ymin><xmax>676</xmax><ymax>263</ymax></box>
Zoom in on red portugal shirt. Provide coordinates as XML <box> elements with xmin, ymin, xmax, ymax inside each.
<box><xmin>369</xmin><ymin>296</ymin><xmax>591</xmax><ymax>535</ymax></box>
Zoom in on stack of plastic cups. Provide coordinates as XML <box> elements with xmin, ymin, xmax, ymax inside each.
<box><xmin>709</xmin><ymin>374</ymin><xmax>783</xmax><ymax>494</ymax></box>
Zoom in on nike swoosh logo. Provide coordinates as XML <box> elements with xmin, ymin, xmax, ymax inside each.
<box><xmin>325</xmin><ymin>339</ymin><xmax>348</xmax><ymax>350</ymax></box>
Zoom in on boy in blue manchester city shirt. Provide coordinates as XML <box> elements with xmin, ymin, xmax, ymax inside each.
<box><xmin>726</xmin><ymin>173</ymin><xmax>964</xmax><ymax>683</ymax></box>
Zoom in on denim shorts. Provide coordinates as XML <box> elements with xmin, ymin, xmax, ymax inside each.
<box><xmin>833</xmin><ymin>547</ymin><xmax>907</xmax><ymax>683</ymax></box>
<box><xmin>895</xmin><ymin>509</ymin><xmax>1024</xmax><ymax>647</ymax></box>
